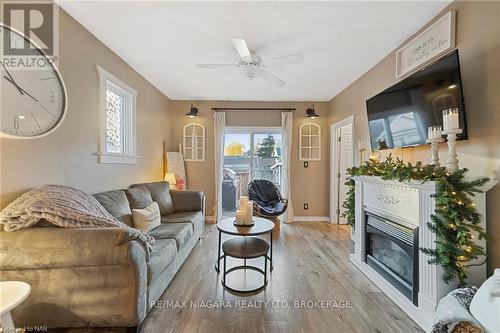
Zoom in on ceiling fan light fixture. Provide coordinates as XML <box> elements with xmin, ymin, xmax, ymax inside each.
<box><xmin>306</xmin><ymin>105</ymin><xmax>319</xmax><ymax>119</ymax></box>
<box><xmin>239</xmin><ymin>63</ymin><xmax>260</xmax><ymax>80</ymax></box>
<box><xmin>186</xmin><ymin>104</ymin><xmax>199</xmax><ymax>118</ymax></box>
<box><xmin>196</xmin><ymin>38</ymin><xmax>302</xmax><ymax>87</ymax></box>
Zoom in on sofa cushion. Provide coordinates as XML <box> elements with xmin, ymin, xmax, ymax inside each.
<box><xmin>147</xmin><ymin>239</ymin><xmax>177</xmax><ymax>285</ymax></box>
<box><xmin>170</xmin><ymin>190</ymin><xmax>204</xmax><ymax>212</ymax></box>
<box><xmin>132</xmin><ymin>202</ymin><xmax>161</xmax><ymax>232</ymax></box>
<box><xmin>93</xmin><ymin>190</ymin><xmax>133</xmax><ymax>227</ymax></box>
<box><xmin>161</xmin><ymin>211</ymin><xmax>204</xmax><ymax>236</ymax></box>
<box><xmin>148</xmin><ymin>223</ymin><xmax>193</xmax><ymax>249</ymax></box>
<box><xmin>131</xmin><ymin>181</ymin><xmax>175</xmax><ymax>215</ymax></box>
<box><xmin>126</xmin><ymin>187</ymin><xmax>153</xmax><ymax>210</ymax></box>
<box><xmin>470</xmin><ymin>268</ymin><xmax>500</xmax><ymax>332</ymax></box>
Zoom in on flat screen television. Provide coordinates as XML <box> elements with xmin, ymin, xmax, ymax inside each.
<box><xmin>366</xmin><ymin>50</ymin><xmax>467</xmax><ymax>151</ymax></box>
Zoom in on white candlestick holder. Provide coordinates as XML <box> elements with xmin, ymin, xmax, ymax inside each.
<box><xmin>426</xmin><ymin>137</ymin><xmax>445</xmax><ymax>166</ymax></box>
<box><xmin>442</xmin><ymin>128</ymin><xmax>463</xmax><ymax>172</ymax></box>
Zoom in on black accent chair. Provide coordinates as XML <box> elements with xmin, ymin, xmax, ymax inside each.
<box><xmin>248</xmin><ymin>179</ymin><xmax>288</xmax><ymax>231</ymax></box>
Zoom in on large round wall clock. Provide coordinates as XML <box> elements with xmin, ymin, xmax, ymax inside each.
<box><xmin>0</xmin><ymin>24</ymin><xmax>67</xmax><ymax>139</ymax></box>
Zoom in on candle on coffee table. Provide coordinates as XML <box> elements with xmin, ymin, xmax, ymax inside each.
<box><xmin>235</xmin><ymin>209</ymin><xmax>244</xmax><ymax>224</ymax></box>
<box><xmin>245</xmin><ymin>201</ymin><xmax>253</xmax><ymax>225</ymax></box>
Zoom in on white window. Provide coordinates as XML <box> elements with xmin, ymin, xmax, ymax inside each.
<box><xmin>96</xmin><ymin>65</ymin><xmax>137</xmax><ymax>164</ymax></box>
<box><xmin>183</xmin><ymin>123</ymin><xmax>205</xmax><ymax>161</ymax></box>
<box><xmin>299</xmin><ymin>123</ymin><xmax>321</xmax><ymax>161</ymax></box>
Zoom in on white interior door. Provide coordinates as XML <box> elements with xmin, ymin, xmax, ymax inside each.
<box><xmin>336</xmin><ymin>123</ymin><xmax>353</xmax><ymax>224</ymax></box>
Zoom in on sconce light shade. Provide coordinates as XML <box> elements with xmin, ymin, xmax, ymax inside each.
<box><xmin>306</xmin><ymin>105</ymin><xmax>319</xmax><ymax>119</ymax></box>
<box><xmin>186</xmin><ymin>104</ymin><xmax>199</xmax><ymax>118</ymax></box>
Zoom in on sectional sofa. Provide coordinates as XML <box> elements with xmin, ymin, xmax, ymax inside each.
<box><xmin>0</xmin><ymin>181</ymin><xmax>204</xmax><ymax>331</ymax></box>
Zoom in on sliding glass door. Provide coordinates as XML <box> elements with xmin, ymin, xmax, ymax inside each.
<box><xmin>222</xmin><ymin>128</ymin><xmax>282</xmax><ymax>218</ymax></box>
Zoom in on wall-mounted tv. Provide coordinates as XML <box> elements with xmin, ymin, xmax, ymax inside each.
<box><xmin>366</xmin><ymin>50</ymin><xmax>467</xmax><ymax>151</ymax></box>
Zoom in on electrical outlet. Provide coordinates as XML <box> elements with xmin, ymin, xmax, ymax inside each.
<box><xmin>304</xmin><ymin>162</ymin><xmax>309</xmax><ymax>168</ymax></box>
<box><xmin>304</xmin><ymin>203</ymin><xmax>309</xmax><ymax>210</ymax></box>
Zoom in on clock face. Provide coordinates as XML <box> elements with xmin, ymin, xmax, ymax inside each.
<box><xmin>0</xmin><ymin>24</ymin><xmax>67</xmax><ymax>139</ymax></box>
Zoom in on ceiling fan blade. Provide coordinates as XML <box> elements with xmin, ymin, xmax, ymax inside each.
<box><xmin>261</xmin><ymin>54</ymin><xmax>304</xmax><ymax>67</ymax></box>
<box><xmin>230</xmin><ymin>37</ymin><xmax>251</xmax><ymax>61</ymax></box>
<box><xmin>196</xmin><ymin>64</ymin><xmax>238</xmax><ymax>68</ymax></box>
<box><xmin>258</xmin><ymin>69</ymin><xmax>286</xmax><ymax>87</ymax></box>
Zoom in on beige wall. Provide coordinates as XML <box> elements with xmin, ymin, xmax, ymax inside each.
<box><xmin>0</xmin><ymin>9</ymin><xmax>171</xmax><ymax>208</ymax></box>
<box><xmin>168</xmin><ymin>101</ymin><xmax>330</xmax><ymax>219</ymax></box>
<box><xmin>328</xmin><ymin>1</ymin><xmax>500</xmax><ymax>271</ymax></box>
<box><xmin>1</xmin><ymin>2</ymin><xmax>498</xmax><ymax>271</ymax></box>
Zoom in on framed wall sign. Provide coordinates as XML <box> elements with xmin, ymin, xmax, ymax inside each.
<box><xmin>396</xmin><ymin>11</ymin><xmax>456</xmax><ymax>78</ymax></box>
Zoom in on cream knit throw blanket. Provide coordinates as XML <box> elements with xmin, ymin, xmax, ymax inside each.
<box><xmin>1</xmin><ymin>185</ymin><xmax>154</xmax><ymax>255</ymax></box>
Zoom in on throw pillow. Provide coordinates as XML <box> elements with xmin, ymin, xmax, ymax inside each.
<box><xmin>470</xmin><ymin>268</ymin><xmax>500</xmax><ymax>333</ymax></box>
<box><xmin>126</xmin><ymin>187</ymin><xmax>153</xmax><ymax>210</ymax></box>
<box><xmin>93</xmin><ymin>190</ymin><xmax>134</xmax><ymax>226</ymax></box>
<box><xmin>131</xmin><ymin>181</ymin><xmax>175</xmax><ymax>215</ymax></box>
<box><xmin>132</xmin><ymin>202</ymin><xmax>161</xmax><ymax>232</ymax></box>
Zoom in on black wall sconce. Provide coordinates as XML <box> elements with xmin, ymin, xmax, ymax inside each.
<box><xmin>185</xmin><ymin>104</ymin><xmax>199</xmax><ymax>118</ymax></box>
<box><xmin>306</xmin><ymin>105</ymin><xmax>319</xmax><ymax>119</ymax></box>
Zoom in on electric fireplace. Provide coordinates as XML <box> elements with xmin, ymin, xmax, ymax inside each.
<box><xmin>365</xmin><ymin>213</ymin><xmax>419</xmax><ymax>305</ymax></box>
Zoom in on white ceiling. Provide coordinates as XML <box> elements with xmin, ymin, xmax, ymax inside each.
<box><xmin>57</xmin><ymin>1</ymin><xmax>451</xmax><ymax>101</ymax></box>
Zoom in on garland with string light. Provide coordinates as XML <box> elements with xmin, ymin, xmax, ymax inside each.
<box><xmin>341</xmin><ymin>155</ymin><xmax>490</xmax><ymax>285</ymax></box>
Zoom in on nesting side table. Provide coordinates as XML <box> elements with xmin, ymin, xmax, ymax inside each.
<box><xmin>215</xmin><ymin>217</ymin><xmax>275</xmax><ymax>273</ymax></box>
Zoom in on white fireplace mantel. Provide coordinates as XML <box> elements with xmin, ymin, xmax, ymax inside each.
<box><xmin>349</xmin><ymin>175</ymin><xmax>495</xmax><ymax>332</ymax></box>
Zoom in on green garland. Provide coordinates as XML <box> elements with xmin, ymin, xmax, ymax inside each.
<box><xmin>341</xmin><ymin>155</ymin><xmax>490</xmax><ymax>285</ymax></box>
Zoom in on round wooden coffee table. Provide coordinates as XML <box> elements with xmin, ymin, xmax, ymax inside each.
<box><xmin>215</xmin><ymin>217</ymin><xmax>274</xmax><ymax>273</ymax></box>
<box><xmin>221</xmin><ymin>237</ymin><xmax>270</xmax><ymax>293</ymax></box>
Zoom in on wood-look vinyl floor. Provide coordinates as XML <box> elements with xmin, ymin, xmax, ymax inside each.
<box><xmin>55</xmin><ymin>222</ymin><xmax>423</xmax><ymax>333</ymax></box>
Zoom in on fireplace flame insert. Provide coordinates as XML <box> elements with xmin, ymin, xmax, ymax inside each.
<box><xmin>365</xmin><ymin>213</ymin><xmax>419</xmax><ymax>305</ymax></box>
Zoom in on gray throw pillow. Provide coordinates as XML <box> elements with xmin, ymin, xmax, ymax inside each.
<box><xmin>131</xmin><ymin>181</ymin><xmax>175</xmax><ymax>215</ymax></box>
<box><xmin>93</xmin><ymin>190</ymin><xmax>134</xmax><ymax>226</ymax></box>
<box><xmin>126</xmin><ymin>187</ymin><xmax>153</xmax><ymax>210</ymax></box>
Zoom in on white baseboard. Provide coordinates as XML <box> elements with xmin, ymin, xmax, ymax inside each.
<box><xmin>206</xmin><ymin>216</ymin><xmax>330</xmax><ymax>223</ymax></box>
<box><xmin>292</xmin><ymin>216</ymin><xmax>330</xmax><ymax>222</ymax></box>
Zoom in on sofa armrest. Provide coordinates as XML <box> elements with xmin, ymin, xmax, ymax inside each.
<box><xmin>0</xmin><ymin>227</ymin><xmax>149</xmax><ymax>327</ymax></box>
<box><xmin>0</xmin><ymin>227</ymin><xmax>146</xmax><ymax>270</ymax></box>
<box><xmin>170</xmin><ymin>190</ymin><xmax>205</xmax><ymax>213</ymax></box>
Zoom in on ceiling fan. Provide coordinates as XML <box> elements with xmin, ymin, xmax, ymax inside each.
<box><xmin>196</xmin><ymin>37</ymin><xmax>303</xmax><ymax>87</ymax></box>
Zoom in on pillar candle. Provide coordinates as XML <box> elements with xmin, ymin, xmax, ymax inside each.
<box><xmin>448</xmin><ymin>111</ymin><xmax>459</xmax><ymax>130</ymax></box>
<box><xmin>245</xmin><ymin>201</ymin><xmax>253</xmax><ymax>225</ymax></box>
<box><xmin>236</xmin><ymin>209</ymin><xmax>244</xmax><ymax>224</ymax></box>
<box><xmin>443</xmin><ymin>108</ymin><xmax>459</xmax><ymax>131</ymax></box>
<box><xmin>239</xmin><ymin>196</ymin><xmax>248</xmax><ymax>209</ymax></box>
<box><xmin>428</xmin><ymin>126</ymin><xmax>442</xmax><ymax>140</ymax></box>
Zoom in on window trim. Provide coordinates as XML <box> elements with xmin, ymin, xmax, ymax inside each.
<box><xmin>96</xmin><ymin>65</ymin><xmax>138</xmax><ymax>164</ymax></box>
<box><xmin>183</xmin><ymin>123</ymin><xmax>206</xmax><ymax>162</ymax></box>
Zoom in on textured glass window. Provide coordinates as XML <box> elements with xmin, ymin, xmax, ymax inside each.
<box><xmin>105</xmin><ymin>89</ymin><xmax>123</xmax><ymax>153</ymax></box>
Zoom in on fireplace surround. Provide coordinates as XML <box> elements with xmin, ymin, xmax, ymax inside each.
<box><xmin>349</xmin><ymin>176</ymin><xmax>493</xmax><ymax>331</ymax></box>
